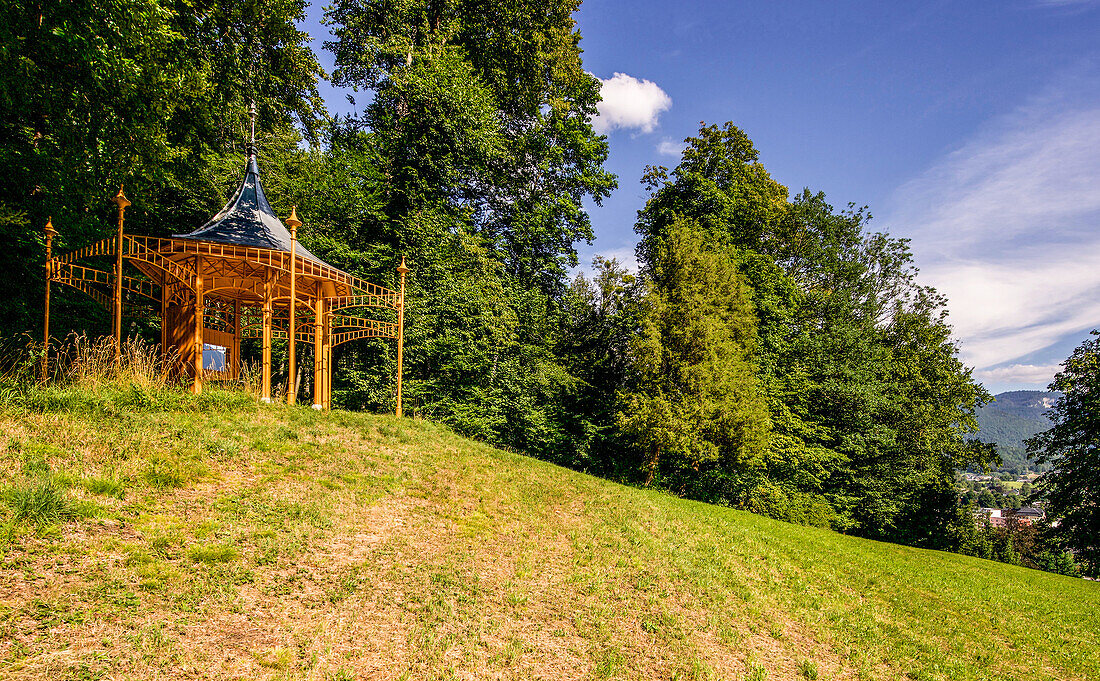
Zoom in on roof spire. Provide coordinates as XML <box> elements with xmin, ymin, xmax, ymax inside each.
<box><xmin>249</xmin><ymin>100</ymin><xmax>257</xmax><ymax>158</ymax></box>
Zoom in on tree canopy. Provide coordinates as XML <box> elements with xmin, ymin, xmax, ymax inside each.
<box><xmin>1027</xmin><ymin>331</ymin><xmax>1100</xmax><ymax>577</ymax></box>
<box><xmin>629</xmin><ymin>122</ymin><xmax>994</xmax><ymax>540</ymax></box>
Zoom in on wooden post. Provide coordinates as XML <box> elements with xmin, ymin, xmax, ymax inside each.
<box><xmin>322</xmin><ymin>296</ymin><xmax>332</xmax><ymax>410</ymax></box>
<box><xmin>42</xmin><ymin>218</ymin><xmax>56</xmax><ymax>383</ymax></box>
<box><xmin>313</xmin><ymin>288</ymin><xmax>324</xmax><ymax>410</ymax></box>
<box><xmin>233</xmin><ymin>298</ymin><xmax>241</xmax><ymax>379</ymax></box>
<box><xmin>396</xmin><ymin>256</ymin><xmax>409</xmax><ymax>417</ymax></box>
<box><xmin>286</xmin><ymin>207</ymin><xmax>301</xmax><ymax>405</ymax></box>
<box><xmin>261</xmin><ymin>269</ymin><xmax>273</xmax><ymax>402</ymax></box>
<box><xmin>324</xmin><ymin>327</ymin><xmax>331</xmax><ymax>410</ymax></box>
<box><xmin>193</xmin><ymin>256</ymin><xmax>203</xmax><ymax>394</ymax></box>
<box><xmin>160</xmin><ymin>275</ymin><xmax>170</xmax><ymax>377</ymax></box>
<box><xmin>112</xmin><ymin>186</ymin><xmax>130</xmax><ymax>361</ymax></box>
<box><xmin>159</xmin><ymin>276</ymin><xmax>168</xmax><ymax>358</ymax></box>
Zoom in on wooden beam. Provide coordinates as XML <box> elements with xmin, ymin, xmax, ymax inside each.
<box><xmin>160</xmin><ymin>272</ymin><xmax>169</xmax><ymax>377</ymax></box>
<box><xmin>286</xmin><ymin>208</ymin><xmax>300</xmax><ymax>406</ymax></box>
<box><xmin>233</xmin><ymin>298</ymin><xmax>241</xmax><ymax>380</ymax></box>
<box><xmin>323</xmin><ymin>318</ymin><xmax>331</xmax><ymax>410</ymax></box>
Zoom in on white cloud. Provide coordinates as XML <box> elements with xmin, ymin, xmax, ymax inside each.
<box><xmin>974</xmin><ymin>364</ymin><xmax>1061</xmax><ymax>386</ymax></box>
<box><xmin>885</xmin><ymin>72</ymin><xmax>1100</xmax><ymax>383</ymax></box>
<box><xmin>657</xmin><ymin>137</ymin><xmax>685</xmax><ymax>157</ymax></box>
<box><xmin>593</xmin><ymin>73</ymin><xmax>671</xmax><ymax>135</ymax></box>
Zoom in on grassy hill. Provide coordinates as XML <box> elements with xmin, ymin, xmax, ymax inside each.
<box><xmin>1</xmin><ymin>386</ymin><xmax>1097</xmax><ymax>681</ymax></box>
<box><xmin>974</xmin><ymin>391</ymin><xmax>1057</xmax><ymax>473</ymax></box>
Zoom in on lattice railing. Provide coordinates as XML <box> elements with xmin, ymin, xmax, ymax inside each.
<box><xmin>52</xmin><ymin>262</ymin><xmax>161</xmax><ymax>309</ymax></box>
<box><xmin>330</xmin><ymin>315</ymin><xmax>398</xmax><ymax>345</ymax></box>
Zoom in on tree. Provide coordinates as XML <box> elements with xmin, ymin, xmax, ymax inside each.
<box><xmin>556</xmin><ymin>257</ymin><xmax>644</xmax><ymax>474</ymax></box>
<box><xmin>618</xmin><ymin>219</ymin><xmax>771</xmax><ymax>502</ymax></box>
<box><xmin>636</xmin><ymin>122</ymin><xmax>788</xmax><ymax>275</ymax></box>
<box><xmin>319</xmin><ymin>0</ymin><xmax>616</xmax><ymax>450</ymax></box>
<box><xmin>1027</xmin><ymin>330</ymin><xmax>1100</xmax><ymax>577</ymax></box>
<box><xmin>325</xmin><ymin>0</ymin><xmax>615</xmax><ymax>292</ymax></box>
<box><xmin>633</xmin><ymin>122</ymin><xmax>993</xmax><ymax>540</ymax></box>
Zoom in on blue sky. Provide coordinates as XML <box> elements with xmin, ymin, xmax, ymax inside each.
<box><xmin>301</xmin><ymin>0</ymin><xmax>1100</xmax><ymax>395</ymax></box>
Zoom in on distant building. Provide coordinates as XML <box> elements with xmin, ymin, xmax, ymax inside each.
<box><xmin>975</xmin><ymin>508</ymin><xmax>1006</xmax><ymax>528</ymax></box>
<box><xmin>974</xmin><ymin>506</ymin><xmax>1045</xmax><ymax>530</ymax></box>
<box><xmin>1015</xmin><ymin>507</ymin><xmax>1045</xmax><ymax>524</ymax></box>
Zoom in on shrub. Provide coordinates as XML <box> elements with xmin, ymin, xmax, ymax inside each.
<box><xmin>746</xmin><ymin>481</ymin><xmax>835</xmax><ymax>529</ymax></box>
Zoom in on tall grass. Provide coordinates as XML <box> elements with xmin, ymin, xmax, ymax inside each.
<box><xmin>0</xmin><ymin>334</ymin><xmax>255</xmax><ymax>414</ymax></box>
<box><xmin>51</xmin><ymin>334</ymin><xmax>176</xmax><ymax>389</ymax></box>
<box><xmin>0</xmin><ymin>333</ymin><xmax>175</xmax><ymax>388</ymax></box>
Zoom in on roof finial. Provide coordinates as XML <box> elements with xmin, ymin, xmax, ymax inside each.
<box><xmin>249</xmin><ymin>100</ymin><xmax>257</xmax><ymax>158</ymax></box>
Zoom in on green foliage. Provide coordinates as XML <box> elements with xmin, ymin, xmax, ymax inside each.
<box><xmin>630</xmin><ymin>122</ymin><xmax>993</xmax><ymax>547</ymax></box>
<box><xmin>618</xmin><ymin>220</ymin><xmax>770</xmax><ymax>500</ymax></box>
<box><xmin>556</xmin><ymin>257</ymin><xmax>644</xmax><ymax>474</ymax></box>
<box><xmin>746</xmin><ymin>482</ymin><xmax>834</xmax><ymax>529</ymax></box>
<box><xmin>315</xmin><ymin>0</ymin><xmax>615</xmax><ymax>449</ymax></box>
<box><xmin>82</xmin><ymin>476</ymin><xmax>127</xmax><ymax>499</ymax></box>
<box><xmin>3</xmin><ymin>478</ymin><xmax>75</xmax><ymax>525</ymax></box>
<box><xmin>1028</xmin><ymin>330</ymin><xmax>1100</xmax><ymax>577</ymax></box>
<box><xmin>18</xmin><ymin>384</ymin><xmax>254</xmax><ymax>416</ymax></box>
<box><xmin>326</xmin><ymin>0</ymin><xmax>615</xmax><ymax>290</ymax></box>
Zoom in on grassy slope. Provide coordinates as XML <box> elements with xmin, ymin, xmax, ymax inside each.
<box><xmin>0</xmin><ymin>392</ymin><xmax>1097</xmax><ymax>681</ymax></box>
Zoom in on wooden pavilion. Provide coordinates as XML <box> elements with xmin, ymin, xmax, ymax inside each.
<box><xmin>42</xmin><ymin>142</ymin><xmax>409</xmax><ymax>413</ymax></box>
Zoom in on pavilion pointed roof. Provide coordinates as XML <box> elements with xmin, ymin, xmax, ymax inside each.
<box><xmin>175</xmin><ymin>151</ymin><xmax>320</xmax><ymax>262</ymax></box>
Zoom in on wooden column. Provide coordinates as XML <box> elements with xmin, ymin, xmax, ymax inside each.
<box><xmin>42</xmin><ymin>218</ymin><xmax>56</xmax><ymax>383</ymax></box>
<box><xmin>322</xmin><ymin>296</ymin><xmax>332</xmax><ymax>410</ymax></box>
<box><xmin>396</xmin><ymin>256</ymin><xmax>409</xmax><ymax>418</ymax></box>
<box><xmin>286</xmin><ymin>207</ymin><xmax>301</xmax><ymax>405</ymax></box>
<box><xmin>312</xmin><ymin>288</ymin><xmax>324</xmax><ymax>410</ymax></box>
<box><xmin>159</xmin><ymin>277</ymin><xmax>168</xmax><ymax>357</ymax></box>
<box><xmin>261</xmin><ymin>269</ymin><xmax>273</xmax><ymax>402</ymax></box>
<box><xmin>160</xmin><ymin>275</ymin><xmax>170</xmax><ymax>377</ymax></box>
<box><xmin>112</xmin><ymin>186</ymin><xmax>130</xmax><ymax>360</ymax></box>
<box><xmin>192</xmin><ymin>256</ymin><xmax>204</xmax><ymax>394</ymax></box>
<box><xmin>232</xmin><ymin>299</ymin><xmax>241</xmax><ymax>380</ymax></box>
<box><xmin>323</xmin><ymin>329</ymin><xmax>331</xmax><ymax>410</ymax></box>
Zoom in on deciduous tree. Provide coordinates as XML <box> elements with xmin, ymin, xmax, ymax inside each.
<box><xmin>1027</xmin><ymin>330</ymin><xmax>1100</xmax><ymax>576</ymax></box>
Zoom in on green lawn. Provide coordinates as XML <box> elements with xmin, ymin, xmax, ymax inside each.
<box><xmin>0</xmin><ymin>385</ymin><xmax>1096</xmax><ymax>680</ymax></box>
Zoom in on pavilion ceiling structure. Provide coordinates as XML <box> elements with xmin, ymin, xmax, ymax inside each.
<box><xmin>41</xmin><ymin>120</ymin><xmax>409</xmax><ymax>414</ymax></box>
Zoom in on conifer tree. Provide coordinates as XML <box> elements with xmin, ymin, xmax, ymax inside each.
<box><xmin>619</xmin><ymin>219</ymin><xmax>770</xmax><ymax>500</ymax></box>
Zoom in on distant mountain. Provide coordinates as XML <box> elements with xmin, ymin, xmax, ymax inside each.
<box><xmin>974</xmin><ymin>391</ymin><xmax>1057</xmax><ymax>473</ymax></box>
